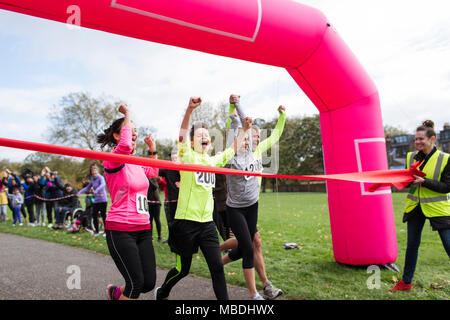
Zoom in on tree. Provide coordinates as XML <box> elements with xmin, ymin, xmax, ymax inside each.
<box><xmin>190</xmin><ymin>101</ymin><xmax>228</xmax><ymax>130</ymax></box>
<box><xmin>261</xmin><ymin>114</ymin><xmax>324</xmax><ymax>189</ymax></box>
<box><xmin>48</xmin><ymin>92</ymin><xmax>120</xmax><ymax>150</ymax></box>
<box><xmin>384</xmin><ymin>125</ymin><xmax>409</xmax><ymax>138</ymax></box>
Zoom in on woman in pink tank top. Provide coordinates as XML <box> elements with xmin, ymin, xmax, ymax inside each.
<box><xmin>98</xmin><ymin>103</ymin><xmax>158</xmax><ymax>300</ymax></box>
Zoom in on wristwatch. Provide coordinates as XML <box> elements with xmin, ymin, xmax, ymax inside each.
<box><xmin>148</xmin><ymin>151</ymin><xmax>158</xmax><ymax>155</ymax></box>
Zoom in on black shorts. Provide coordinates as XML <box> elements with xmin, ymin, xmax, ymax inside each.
<box><xmin>168</xmin><ymin>219</ymin><xmax>220</xmax><ymax>256</ymax></box>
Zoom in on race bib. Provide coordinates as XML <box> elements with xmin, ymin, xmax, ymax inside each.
<box><xmin>245</xmin><ymin>159</ymin><xmax>263</xmax><ymax>180</ymax></box>
<box><xmin>136</xmin><ymin>193</ymin><xmax>149</xmax><ymax>215</ymax></box>
<box><xmin>195</xmin><ymin>172</ymin><xmax>216</xmax><ymax>188</ymax></box>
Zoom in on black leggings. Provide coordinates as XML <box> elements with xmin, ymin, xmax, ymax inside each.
<box><xmin>25</xmin><ymin>200</ymin><xmax>35</xmax><ymax>223</ymax></box>
<box><xmin>92</xmin><ymin>202</ymin><xmax>107</xmax><ymax>233</ymax></box>
<box><xmin>160</xmin><ymin>221</ymin><xmax>228</xmax><ymax>300</ymax></box>
<box><xmin>106</xmin><ymin>229</ymin><xmax>156</xmax><ymax>299</ymax></box>
<box><xmin>227</xmin><ymin>202</ymin><xmax>258</xmax><ymax>269</ymax></box>
<box><xmin>149</xmin><ymin>203</ymin><xmax>161</xmax><ymax>239</ymax></box>
<box><xmin>45</xmin><ymin>201</ymin><xmax>54</xmax><ymax>223</ymax></box>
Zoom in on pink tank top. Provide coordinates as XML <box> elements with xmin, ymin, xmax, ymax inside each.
<box><xmin>103</xmin><ymin>126</ymin><xmax>158</xmax><ymax>231</ymax></box>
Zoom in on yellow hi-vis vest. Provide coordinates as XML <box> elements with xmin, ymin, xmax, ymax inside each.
<box><xmin>404</xmin><ymin>150</ymin><xmax>450</xmax><ymax>218</ymax></box>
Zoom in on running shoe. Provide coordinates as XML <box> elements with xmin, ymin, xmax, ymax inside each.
<box><xmin>154</xmin><ymin>287</ymin><xmax>168</xmax><ymax>300</ymax></box>
<box><xmin>67</xmin><ymin>225</ymin><xmax>80</xmax><ymax>233</ymax></box>
<box><xmin>263</xmin><ymin>280</ymin><xmax>283</xmax><ymax>300</ymax></box>
<box><xmin>106</xmin><ymin>284</ymin><xmax>119</xmax><ymax>300</ymax></box>
<box><xmin>390</xmin><ymin>280</ymin><xmax>412</xmax><ymax>291</ymax></box>
<box><xmin>252</xmin><ymin>292</ymin><xmax>265</xmax><ymax>300</ymax></box>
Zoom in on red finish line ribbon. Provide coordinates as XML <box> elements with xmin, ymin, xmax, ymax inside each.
<box><xmin>0</xmin><ymin>137</ymin><xmax>425</xmax><ymax>191</ymax></box>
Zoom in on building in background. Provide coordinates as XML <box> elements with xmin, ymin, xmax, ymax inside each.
<box><xmin>387</xmin><ymin>122</ymin><xmax>449</xmax><ymax>169</ymax></box>
<box><xmin>439</xmin><ymin>123</ymin><xmax>450</xmax><ymax>153</ymax></box>
<box><xmin>386</xmin><ymin>134</ymin><xmax>415</xmax><ymax>169</ymax></box>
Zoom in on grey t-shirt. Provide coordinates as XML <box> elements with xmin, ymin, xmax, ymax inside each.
<box><xmin>225</xmin><ymin>102</ymin><xmax>260</xmax><ymax>208</ymax></box>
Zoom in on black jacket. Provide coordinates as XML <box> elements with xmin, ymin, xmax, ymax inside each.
<box><xmin>59</xmin><ymin>187</ymin><xmax>81</xmax><ymax>209</ymax></box>
<box><xmin>158</xmin><ymin>169</ymin><xmax>180</xmax><ymax>201</ymax></box>
<box><xmin>147</xmin><ymin>178</ymin><xmax>161</xmax><ymax>202</ymax></box>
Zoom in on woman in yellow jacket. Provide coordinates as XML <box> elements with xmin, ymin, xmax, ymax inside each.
<box><xmin>391</xmin><ymin>120</ymin><xmax>450</xmax><ymax>291</ymax></box>
<box><xmin>0</xmin><ymin>173</ymin><xmax>8</xmax><ymax>222</ymax></box>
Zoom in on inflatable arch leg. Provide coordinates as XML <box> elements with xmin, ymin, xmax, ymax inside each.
<box><xmin>0</xmin><ymin>0</ymin><xmax>397</xmax><ymax>265</ymax></box>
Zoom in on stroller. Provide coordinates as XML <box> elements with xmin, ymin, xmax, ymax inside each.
<box><xmin>67</xmin><ymin>205</ymin><xmax>104</xmax><ymax>234</ymax></box>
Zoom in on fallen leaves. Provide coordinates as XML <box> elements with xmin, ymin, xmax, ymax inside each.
<box><xmin>430</xmin><ymin>283</ymin><xmax>444</xmax><ymax>290</ymax></box>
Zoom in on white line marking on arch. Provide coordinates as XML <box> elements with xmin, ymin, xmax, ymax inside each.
<box><xmin>111</xmin><ymin>0</ymin><xmax>262</xmax><ymax>42</ymax></box>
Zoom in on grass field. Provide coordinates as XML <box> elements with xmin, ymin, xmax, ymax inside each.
<box><xmin>0</xmin><ymin>192</ymin><xmax>448</xmax><ymax>300</ymax></box>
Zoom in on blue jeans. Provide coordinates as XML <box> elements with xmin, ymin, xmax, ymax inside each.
<box><xmin>402</xmin><ymin>208</ymin><xmax>450</xmax><ymax>284</ymax></box>
<box><xmin>55</xmin><ymin>206</ymin><xmax>73</xmax><ymax>224</ymax></box>
<box><xmin>12</xmin><ymin>206</ymin><xmax>22</xmax><ymax>225</ymax></box>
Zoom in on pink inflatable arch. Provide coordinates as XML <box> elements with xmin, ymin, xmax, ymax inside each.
<box><xmin>0</xmin><ymin>0</ymin><xmax>397</xmax><ymax>265</ymax></box>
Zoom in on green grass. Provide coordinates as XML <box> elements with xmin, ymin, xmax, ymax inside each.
<box><xmin>1</xmin><ymin>192</ymin><xmax>448</xmax><ymax>299</ymax></box>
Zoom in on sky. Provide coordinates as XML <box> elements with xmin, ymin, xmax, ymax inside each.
<box><xmin>0</xmin><ymin>0</ymin><xmax>449</xmax><ymax>162</ymax></box>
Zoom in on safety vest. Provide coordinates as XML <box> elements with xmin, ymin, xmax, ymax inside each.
<box><xmin>404</xmin><ymin>150</ymin><xmax>450</xmax><ymax>218</ymax></box>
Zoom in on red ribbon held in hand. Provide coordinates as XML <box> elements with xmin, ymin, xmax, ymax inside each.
<box><xmin>0</xmin><ymin>137</ymin><xmax>422</xmax><ymax>190</ymax></box>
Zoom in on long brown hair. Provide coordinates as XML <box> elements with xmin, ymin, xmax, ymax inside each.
<box><xmin>97</xmin><ymin>117</ymin><xmax>125</xmax><ymax>148</ymax></box>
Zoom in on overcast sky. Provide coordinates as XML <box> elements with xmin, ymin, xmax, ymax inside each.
<box><xmin>0</xmin><ymin>0</ymin><xmax>449</xmax><ymax>162</ymax></box>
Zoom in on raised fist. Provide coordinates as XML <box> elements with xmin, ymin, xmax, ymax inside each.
<box><xmin>188</xmin><ymin>97</ymin><xmax>202</xmax><ymax>109</ymax></box>
<box><xmin>229</xmin><ymin>94</ymin><xmax>240</xmax><ymax>104</ymax></box>
<box><xmin>243</xmin><ymin>117</ymin><xmax>253</xmax><ymax>130</ymax></box>
<box><xmin>144</xmin><ymin>133</ymin><xmax>156</xmax><ymax>151</ymax></box>
<box><xmin>118</xmin><ymin>103</ymin><xmax>130</xmax><ymax>115</ymax></box>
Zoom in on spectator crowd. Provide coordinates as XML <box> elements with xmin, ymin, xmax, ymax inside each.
<box><xmin>0</xmin><ymin>164</ymin><xmax>180</xmax><ymax>239</ymax></box>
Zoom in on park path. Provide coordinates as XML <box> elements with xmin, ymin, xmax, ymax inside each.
<box><xmin>0</xmin><ymin>233</ymin><xmax>250</xmax><ymax>300</ymax></box>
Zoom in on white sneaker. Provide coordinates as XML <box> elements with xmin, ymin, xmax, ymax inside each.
<box><xmin>19</xmin><ymin>223</ymin><xmax>23</xmax><ymax>226</ymax></box>
<box><xmin>263</xmin><ymin>280</ymin><xmax>283</xmax><ymax>300</ymax></box>
<box><xmin>252</xmin><ymin>292</ymin><xmax>265</xmax><ymax>300</ymax></box>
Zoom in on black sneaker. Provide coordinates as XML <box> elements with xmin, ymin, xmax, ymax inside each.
<box><xmin>154</xmin><ymin>287</ymin><xmax>168</xmax><ymax>300</ymax></box>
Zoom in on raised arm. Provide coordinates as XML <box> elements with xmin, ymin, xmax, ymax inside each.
<box><xmin>119</xmin><ymin>103</ymin><xmax>132</xmax><ymax>128</ymax></box>
<box><xmin>233</xmin><ymin>117</ymin><xmax>252</xmax><ymax>154</ymax></box>
<box><xmin>179</xmin><ymin>97</ymin><xmax>202</xmax><ymax>143</ymax></box>
<box><xmin>144</xmin><ymin>132</ymin><xmax>157</xmax><ymax>159</ymax></box>
<box><xmin>213</xmin><ymin>117</ymin><xmax>252</xmax><ymax>167</ymax></box>
<box><xmin>54</xmin><ymin>175</ymin><xmax>65</xmax><ymax>191</ymax></box>
<box><xmin>232</xmin><ymin>96</ymin><xmax>246</xmax><ymax>127</ymax></box>
<box><xmin>112</xmin><ymin>103</ymin><xmax>134</xmax><ymax>156</ymax></box>
<box><xmin>226</xmin><ymin>94</ymin><xmax>249</xmax><ymax>147</ymax></box>
<box><xmin>255</xmin><ymin>106</ymin><xmax>286</xmax><ymax>155</ymax></box>
<box><xmin>226</xmin><ymin>94</ymin><xmax>246</xmax><ymax>129</ymax></box>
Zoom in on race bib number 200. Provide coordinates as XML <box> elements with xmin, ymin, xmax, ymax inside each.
<box><xmin>195</xmin><ymin>172</ymin><xmax>216</xmax><ymax>188</ymax></box>
<box><xmin>136</xmin><ymin>193</ymin><xmax>149</xmax><ymax>215</ymax></box>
